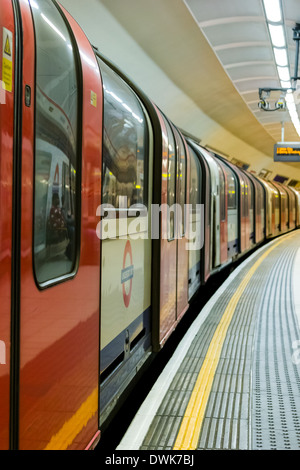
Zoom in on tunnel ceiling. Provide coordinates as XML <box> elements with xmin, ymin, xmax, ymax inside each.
<box><xmin>100</xmin><ymin>0</ymin><xmax>300</xmax><ymax>167</ymax></box>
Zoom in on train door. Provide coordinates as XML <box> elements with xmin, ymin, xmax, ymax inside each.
<box><xmin>13</xmin><ymin>0</ymin><xmax>102</xmax><ymax>450</ymax></box>
<box><xmin>247</xmin><ymin>175</ymin><xmax>255</xmax><ymax>246</ymax></box>
<box><xmin>271</xmin><ymin>182</ymin><xmax>287</xmax><ymax>233</ymax></box>
<box><xmin>96</xmin><ymin>57</ymin><xmax>153</xmax><ymax>423</ymax></box>
<box><xmin>156</xmin><ymin>113</ymin><xmax>190</xmax><ymax>346</ymax></box>
<box><xmin>239</xmin><ymin>171</ymin><xmax>248</xmax><ymax>252</ymax></box>
<box><xmin>286</xmin><ymin>186</ymin><xmax>296</xmax><ymax>230</ymax></box>
<box><xmin>158</xmin><ymin>115</ymin><xmax>178</xmax><ymax>343</ymax></box>
<box><xmin>187</xmin><ymin>145</ymin><xmax>201</xmax><ymax>299</ymax></box>
<box><xmin>0</xmin><ymin>0</ymin><xmax>15</xmax><ymax>450</ymax></box>
<box><xmin>216</xmin><ymin>161</ymin><xmax>228</xmax><ymax>264</ymax></box>
<box><xmin>203</xmin><ymin>150</ymin><xmax>221</xmax><ymax>269</ymax></box>
<box><xmin>172</xmin><ymin>126</ymin><xmax>189</xmax><ymax>322</ymax></box>
<box><xmin>222</xmin><ymin>164</ymin><xmax>238</xmax><ymax>257</ymax></box>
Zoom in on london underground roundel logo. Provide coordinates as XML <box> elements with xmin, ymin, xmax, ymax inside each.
<box><xmin>121</xmin><ymin>241</ymin><xmax>134</xmax><ymax>308</ymax></box>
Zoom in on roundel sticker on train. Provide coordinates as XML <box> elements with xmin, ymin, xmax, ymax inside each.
<box><xmin>121</xmin><ymin>240</ymin><xmax>134</xmax><ymax>308</ymax></box>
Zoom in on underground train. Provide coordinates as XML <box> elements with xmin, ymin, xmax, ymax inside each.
<box><xmin>1</xmin><ymin>0</ymin><xmax>300</xmax><ymax>450</ymax></box>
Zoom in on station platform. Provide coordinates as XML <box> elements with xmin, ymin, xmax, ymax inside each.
<box><xmin>117</xmin><ymin>231</ymin><xmax>300</xmax><ymax>450</ymax></box>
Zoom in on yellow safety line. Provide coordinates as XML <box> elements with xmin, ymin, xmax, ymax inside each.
<box><xmin>44</xmin><ymin>387</ymin><xmax>98</xmax><ymax>450</ymax></box>
<box><xmin>173</xmin><ymin>234</ymin><xmax>293</xmax><ymax>450</ymax></box>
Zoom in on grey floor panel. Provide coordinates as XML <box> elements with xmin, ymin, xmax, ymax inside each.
<box><xmin>140</xmin><ymin>232</ymin><xmax>300</xmax><ymax>450</ymax></box>
<box><xmin>252</xmin><ymin>239</ymin><xmax>300</xmax><ymax>450</ymax></box>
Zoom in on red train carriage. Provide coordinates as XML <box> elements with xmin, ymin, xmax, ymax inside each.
<box><xmin>1</xmin><ymin>0</ymin><xmax>300</xmax><ymax>451</ymax></box>
<box><xmin>1</xmin><ymin>0</ymin><xmax>102</xmax><ymax>449</ymax></box>
<box><xmin>0</xmin><ymin>0</ymin><xmax>15</xmax><ymax>450</ymax></box>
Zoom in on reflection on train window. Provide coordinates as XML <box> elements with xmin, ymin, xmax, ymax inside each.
<box><xmin>177</xmin><ymin>134</ymin><xmax>186</xmax><ymax>235</ymax></box>
<box><xmin>31</xmin><ymin>0</ymin><xmax>79</xmax><ymax>285</ymax></box>
<box><xmin>224</xmin><ymin>165</ymin><xmax>237</xmax><ymax>210</ymax></box>
<box><xmin>163</xmin><ymin>118</ymin><xmax>176</xmax><ymax>240</ymax></box>
<box><xmin>218</xmin><ymin>164</ymin><xmax>226</xmax><ymax>221</ymax></box>
<box><xmin>189</xmin><ymin>146</ymin><xmax>201</xmax><ymax>214</ymax></box>
<box><xmin>97</xmin><ymin>59</ymin><xmax>148</xmax><ymax>209</ymax></box>
<box><xmin>244</xmin><ymin>180</ymin><xmax>249</xmax><ymax>217</ymax></box>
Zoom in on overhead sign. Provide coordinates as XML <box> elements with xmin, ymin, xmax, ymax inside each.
<box><xmin>274</xmin><ymin>143</ymin><xmax>300</xmax><ymax>162</ymax></box>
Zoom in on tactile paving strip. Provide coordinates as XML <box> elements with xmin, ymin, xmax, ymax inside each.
<box><xmin>139</xmin><ymin>232</ymin><xmax>300</xmax><ymax>450</ymax></box>
<box><xmin>140</xmin><ymin>262</ymin><xmax>252</xmax><ymax>450</ymax></box>
<box><xmin>252</xmin><ymin>240</ymin><xmax>300</xmax><ymax>450</ymax></box>
<box><xmin>197</xmin><ymin>253</ymin><xmax>268</xmax><ymax>449</ymax></box>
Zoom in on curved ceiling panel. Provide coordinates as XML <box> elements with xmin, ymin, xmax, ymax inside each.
<box><xmin>185</xmin><ymin>0</ymin><xmax>300</xmax><ymax>143</ymax></box>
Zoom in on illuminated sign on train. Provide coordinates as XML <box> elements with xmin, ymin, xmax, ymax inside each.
<box><xmin>274</xmin><ymin>143</ymin><xmax>300</xmax><ymax>162</ymax></box>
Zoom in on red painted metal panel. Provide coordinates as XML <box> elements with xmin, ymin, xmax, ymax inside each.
<box><xmin>0</xmin><ymin>0</ymin><xmax>15</xmax><ymax>450</ymax></box>
<box><xmin>18</xmin><ymin>0</ymin><xmax>102</xmax><ymax>450</ymax></box>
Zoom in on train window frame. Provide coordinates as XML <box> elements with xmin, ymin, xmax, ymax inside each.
<box><xmin>223</xmin><ymin>164</ymin><xmax>237</xmax><ymax>211</ymax></box>
<box><xmin>30</xmin><ymin>0</ymin><xmax>83</xmax><ymax>289</ymax></box>
<box><xmin>174</xmin><ymin>130</ymin><xmax>187</xmax><ymax>237</ymax></box>
<box><xmin>218</xmin><ymin>163</ymin><xmax>226</xmax><ymax>222</ymax></box>
<box><xmin>162</xmin><ymin>116</ymin><xmax>177</xmax><ymax>242</ymax></box>
<box><xmin>188</xmin><ymin>145</ymin><xmax>201</xmax><ymax>214</ymax></box>
<box><xmin>96</xmin><ymin>57</ymin><xmax>149</xmax><ymax>218</ymax></box>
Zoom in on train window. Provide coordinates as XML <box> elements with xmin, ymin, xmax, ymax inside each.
<box><xmin>249</xmin><ymin>179</ymin><xmax>254</xmax><ymax>212</ymax></box>
<box><xmin>244</xmin><ymin>179</ymin><xmax>249</xmax><ymax>217</ymax></box>
<box><xmin>31</xmin><ymin>0</ymin><xmax>80</xmax><ymax>285</ymax></box>
<box><xmin>218</xmin><ymin>164</ymin><xmax>226</xmax><ymax>221</ymax></box>
<box><xmin>223</xmin><ymin>165</ymin><xmax>237</xmax><ymax>210</ymax></box>
<box><xmin>188</xmin><ymin>146</ymin><xmax>201</xmax><ymax>213</ymax></box>
<box><xmin>97</xmin><ymin>58</ymin><xmax>148</xmax><ymax>210</ymax></box>
<box><xmin>163</xmin><ymin>119</ymin><xmax>176</xmax><ymax>240</ymax></box>
<box><xmin>241</xmin><ymin>178</ymin><xmax>246</xmax><ymax>218</ymax></box>
<box><xmin>176</xmin><ymin>132</ymin><xmax>187</xmax><ymax>236</ymax></box>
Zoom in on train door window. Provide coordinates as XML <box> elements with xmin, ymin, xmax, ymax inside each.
<box><xmin>218</xmin><ymin>164</ymin><xmax>226</xmax><ymax>221</ymax></box>
<box><xmin>245</xmin><ymin>178</ymin><xmax>250</xmax><ymax>218</ymax></box>
<box><xmin>274</xmin><ymin>189</ymin><xmax>280</xmax><ymax>228</ymax></box>
<box><xmin>283</xmin><ymin>190</ymin><xmax>288</xmax><ymax>226</ymax></box>
<box><xmin>97</xmin><ymin>58</ymin><xmax>148</xmax><ymax>211</ymax></box>
<box><xmin>176</xmin><ymin>132</ymin><xmax>187</xmax><ymax>236</ymax></box>
<box><xmin>31</xmin><ymin>0</ymin><xmax>80</xmax><ymax>285</ymax></box>
<box><xmin>248</xmin><ymin>178</ymin><xmax>254</xmax><ymax>238</ymax></box>
<box><xmin>189</xmin><ymin>146</ymin><xmax>201</xmax><ymax>212</ymax></box>
<box><xmin>241</xmin><ymin>178</ymin><xmax>245</xmax><ymax>218</ymax></box>
<box><xmin>224</xmin><ymin>166</ymin><xmax>237</xmax><ymax>210</ymax></box>
<box><xmin>162</xmin><ymin>117</ymin><xmax>176</xmax><ymax>240</ymax></box>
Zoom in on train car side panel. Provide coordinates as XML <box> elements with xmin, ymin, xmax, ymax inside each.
<box><xmin>158</xmin><ymin>112</ymin><xmax>177</xmax><ymax>344</ymax></box>
<box><xmin>18</xmin><ymin>0</ymin><xmax>102</xmax><ymax>450</ymax></box>
<box><xmin>173</xmin><ymin>127</ymin><xmax>189</xmax><ymax>322</ymax></box>
<box><xmin>0</xmin><ymin>0</ymin><xmax>15</xmax><ymax>450</ymax></box>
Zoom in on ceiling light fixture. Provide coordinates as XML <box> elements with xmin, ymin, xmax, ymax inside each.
<box><xmin>268</xmin><ymin>24</ymin><xmax>286</xmax><ymax>47</ymax></box>
<box><xmin>262</xmin><ymin>0</ymin><xmax>300</xmax><ymax>137</ymax></box>
<box><xmin>280</xmin><ymin>80</ymin><xmax>292</xmax><ymax>89</ymax></box>
<box><xmin>263</xmin><ymin>0</ymin><xmax>282</xmax><ymax>23</ymax></box>
<box><xmin>277</xmin><ymin>66</ymin><xmax>290</xmax><ymax>82</ymax></box>
<box><xmin>274</xmin><ymin>47</ymin><xmax>288</xmax><ymax>67</ymax></box>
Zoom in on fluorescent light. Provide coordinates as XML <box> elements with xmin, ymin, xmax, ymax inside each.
<box><xmin>277</xmin><ymin>66</ymin><xmax>290</xmax><ymax>81</ymax></box>
<box><xmin>285</xmin><ymin>92</ymin><xmax>294</xmax><ymax>103</ymax></box>
<box><xmin>268</xmin><ymin>24</ymin><xmax>286</xmax><ymax>47</ymax></box>
<box><xmin>274</xmin><ymin>47</ymin><xmax>288</xmax><ymax>66</ymax></box>
<box><xmin>288</xmin><ymin>103</ymin><xmax>297</xmax><ymax>114</ymax></box>
<box><xmin>263</xmin><ymin>0</ymin><xmax>282</xmax><ymax>23</ymax></box>
<box><xmin>30</xmin><ymin>0</ymin><xmax>39</xmax><ymax>9</ymax></box>
<box><xmin>280</xmin><ymin>80</ymin><xmax>292</xmax><ymax>89</ymax></box>
<box><xmin>41</xmin><ymin>14</ymin><xmax>66</xmax><ymax>42</ymax></box>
